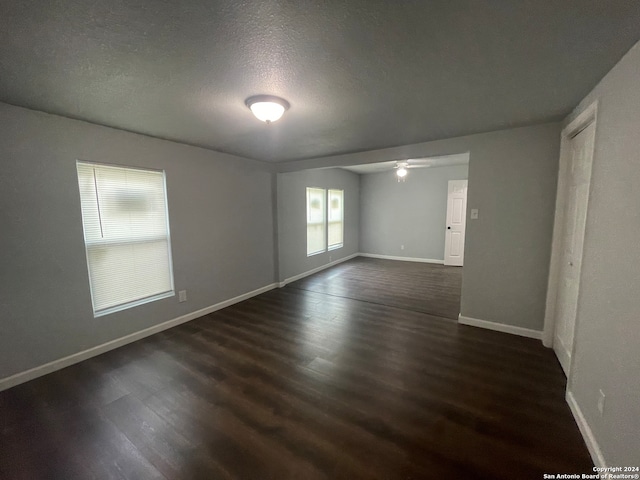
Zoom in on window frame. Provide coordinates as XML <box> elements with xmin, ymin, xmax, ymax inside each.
<box><xmin>327</xmin><ymin>189</ymin><xmax>344</xmax><ymax>251</ymax></box>
<box><xmin>306</xmin><ymin>187</ymin><xmax>327</xmax><ymax>257</ymax></box>
<box><xmin>76</xmin><ymin>160</ymin><xmax>175</xmax><ymax>317</ymax></box>
<box><xmin>306</xmin><ymin>187</ymin><xmax>344</xmax><ymax>257</ymax></box>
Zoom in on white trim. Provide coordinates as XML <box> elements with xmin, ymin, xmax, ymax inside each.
<box><xmin>566</xmin><ymin>390</ymin><xmax>607</xmax><ymax>468</ymax></box>
<box><xmin>93</xmin><ymin>290</ymin><xmax>175</xmax><ymax>318</ymax></box>
<box><xmin>543</xmin><ymin>101</ymin><xmax>598</xmax><ymax>348</ymax></box>
<box><xmin>458</xmin><ymin>314</ymin><xmax>543</xmax><ymax>340</ymax></box>
<box><xmin>278</xmin><ymin>253</ymin><xmax>359</xmax><ymax>287</ymax></box>
<box><xmin>358</xmin><ymin>253</ymin><xmax>445</xmax><ymax>265</ymax></box>
<box><xmin>566</xmin><ymin>101</ymin><xmax>600</xmax><ymax>139</ymax></box>
<box><xmin>554</xmin><ymin>334</ymin><xmax>571</xmax><ymax>376</ymax></box>
<box><xmin>443</xmin><ymin>179</ymin><xmax>468</xmax><ymax>266</ymax></box>
<box><xmin>0</xmin><ymin>283</ymin><xmax>277</xmax><ymax>392</ymax></box>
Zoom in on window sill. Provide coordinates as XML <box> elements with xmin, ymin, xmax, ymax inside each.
<box><xmin>94</xmin><ymin>290</ymin><xmax>175</xmax><ymax>318</ymax></box>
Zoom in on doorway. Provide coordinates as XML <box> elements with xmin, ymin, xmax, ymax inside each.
<box><xmin>444</xmin><ymin>179</ymin><xmax>468</xmax><ymax>266</ymax></box>
<box><xmin>544</xmin><ymin>102</ymin><xmax>597</xmax><ymax>376</ymax></box>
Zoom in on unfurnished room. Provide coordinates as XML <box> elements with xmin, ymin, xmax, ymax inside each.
<box><xmin>1</xmin><ymin>1</ymin><xmax>639</xmax><ymax>479</ymax></box>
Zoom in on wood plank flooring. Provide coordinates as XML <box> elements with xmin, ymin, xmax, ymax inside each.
<box><xmin>0</xmin><ymin>258</ymin><xmax>592</xmax><ymax>479</ymax></box>
<box><xmin>290</xmin><ymin>257</ymin><xmax>462</xmax><ymax>319</ymax></box>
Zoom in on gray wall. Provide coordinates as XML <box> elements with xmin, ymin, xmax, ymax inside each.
<box><xmin>0</xmin><ymin>103</ymin><xmax>276</xmax><ymax>380</ymax></box>
<box><xmin>360</xmin><ymin>164</ymin><xmax>469</xmax><ymax>261</ymax></box>
<box><xmin>462</xmin><ymin>125</ymin><xmax>560</xmax><ymax>331</ymax></box>
<box><xmin>277</xmin><ymin>122</ymin><xmax>561</xmax><ymax>332</ymax></box>
<box><xmin>277</xmin><ymin>168</ymin><xmax>360</xmax><ymax>281</ymax></box>
<box><xmin>561</xmin><ymin>41</ymin><xmax>640</xmax><ymax>465</ymax></box>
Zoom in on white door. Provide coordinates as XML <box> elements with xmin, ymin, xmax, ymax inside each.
<box><xmin>553</xmin><ymin>121</ymin><xmax>596</xmax><ymax>375</ymax></box>
<box><xmin>444</xmin><ymin>180</ymin><xmax>468</xmax><ymax>266</ymax></box>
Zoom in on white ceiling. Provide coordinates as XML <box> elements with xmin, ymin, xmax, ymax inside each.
<box><xmin>1</xmin><ymin>1</ymin><xmax>640</xmax><ymax>162</ymax></box>
<box><xmin>342</xmin><ymin>154</ymin><xmax>470</xmax><ymax>175</ymax></box>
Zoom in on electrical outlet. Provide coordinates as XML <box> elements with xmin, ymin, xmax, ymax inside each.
<box><xmin>470</xmin><ymin>209</ymin><xmax>479</xmax><ymax>220</ymax></box>
<box><xmin>401</xmin><ymin>244</ymin><xmax>405</xmax><ymax>250</ymax></box>
<box><xmin>597</xmin><ymin>389</ymin><xmax>605</xmax><ymax>416</ymax></box>
<box><xmin>179</xmin><ymin>290</ymin><xmax>187</xmax><ymax>303</ymax></box>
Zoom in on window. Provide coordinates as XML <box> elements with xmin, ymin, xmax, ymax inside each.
<box><xmin>306</xmin><ymin>187</ymin><xmax>344</xmax><ymax>256</ymax></box>
<box><xmin>76</xmin><ymin>161</ymin><xmax>174</xmax><ymax>316</ymax></box>
<box><xmin>306</xmin><ymin>187</ymin><xmax>326</xmax><ymax>256</ymax></box>
<box><xmin>328</xmin><ymin>189</ymin><xmax>344</xmax><ymax>250</ymax></box>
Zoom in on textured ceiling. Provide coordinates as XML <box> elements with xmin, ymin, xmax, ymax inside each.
<box><xmin>1</xmin><ymin>1</ymin><xmax>640</xmax><ymax>162</ymax></box>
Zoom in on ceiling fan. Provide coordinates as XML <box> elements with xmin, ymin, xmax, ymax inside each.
<box><xmin>394</xmin><ymin>159</ymin><xmax>433</xmax><ymax>181</ymax></box>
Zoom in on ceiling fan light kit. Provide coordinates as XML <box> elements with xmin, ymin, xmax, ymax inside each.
<box><xmin>245</xmin><ymin>95</ymin><xmax>290</xmax><ymax>123</ymax></box>
<box><xmin>396</xmin><ymin>164</ymin><xmax>408</xmax><ymax>182</ymax></box>
<box><xmin>394</xmin><ymin>159</ymin><xmax>435</xmax><ymax>181</ymax></box>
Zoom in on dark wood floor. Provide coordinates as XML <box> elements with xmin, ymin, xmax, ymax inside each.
<box><xmin>0</xmin><ymin>258</ymin><xmax>592</xmax><ymax>479</ymax></box>
<box><xmin>290</xmin><ymin>256</ymin><xmax>463</xmax><ymax>319</ymax></box>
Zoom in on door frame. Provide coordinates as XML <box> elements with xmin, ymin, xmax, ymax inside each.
<box><xmin>444</xmin><ymin>179</ymin><xmax>468</xmax><ymax>266</ymax></box>
<box><xmin>543</xmin><ymin>101</ymin><xmax>598</xmax><ymax>352</ymax></box>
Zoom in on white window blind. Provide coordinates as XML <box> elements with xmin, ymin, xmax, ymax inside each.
<box><xmin>76</xmin><ymin>162</ymin><xmax>174</xmax><ymax>316</ymax></box>
<box><xmin>306</xmin><ymin>187</ymin><xmax>326</xmax><ymax>256</ymax></box>
<box><xmin>328</xmin><ymin>189</ymin><xmax>344</xmax><ymax>250</ymax></box>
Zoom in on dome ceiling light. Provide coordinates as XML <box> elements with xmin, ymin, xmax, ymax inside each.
<box><xmin>245</xmin><ymin>95</ymin><xmax>290</xmax><ymax>124</ymax></box>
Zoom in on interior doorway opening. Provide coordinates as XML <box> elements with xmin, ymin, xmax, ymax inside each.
<box><xmin>543</xmin><ymin>102</ymin><xmax>598</xmax><ymax>377</ymax></box>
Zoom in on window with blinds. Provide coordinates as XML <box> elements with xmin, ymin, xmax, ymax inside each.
<box><xmin>306</xmin><ymin>187</ymin><xmax>326</xmax><ymax>256</ymax></box>
<box><xmin>328</xmin><ymin>189</ymin><xmax>344</xmax><ymax>250</ymax></box>
<box><xmin>76</xmin><ymin>161</ymin><xmax>175</xmax><ymax>316</ymax></box>
<box><xmin>306</xmin><ymin>187</ymin><xmax>344</xmax><ymax>256</ymax></box>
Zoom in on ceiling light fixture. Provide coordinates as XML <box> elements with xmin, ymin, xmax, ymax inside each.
<box><xmin>245</xmin><ymin>95</ymin><xmax>290</xmax><ymax>124</ymax></box>
<box><xmin>396</xmin><ymin>163</ymin><xmax>408</xmax><ymax>182</ymax></box>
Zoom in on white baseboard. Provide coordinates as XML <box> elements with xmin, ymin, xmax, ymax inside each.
<box><xmin>359</xmin><ymin>253</ymin><xmax>445</xmax><ymax>264</ymax></box>
<box><xmin>0</xmin><ymin>283</ymin><xmax>277</xmax><ymax>392</ymax></box>
<box><xmin>278</xmin><ymin>253</ymin><xmax>360</xmax><ymax>287</ymax></box>
<box><xmin>458</xmin><ymin>314</ymin><xmax>543</xmax><ymax>340</ymax></box>
<box><xmin>279</xmin><ymin>253</ymin><xmax>445</xmax><ymax>288</ymax></box>
<box><xmin>554</xmin><ymin>334</ymin><xmax>572</xmax><ymax>376</ymax></box>
<box><xmin>566</xmin><ymin>390</ymin><xmax>607</xmax><ymax>468</ymax></box>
